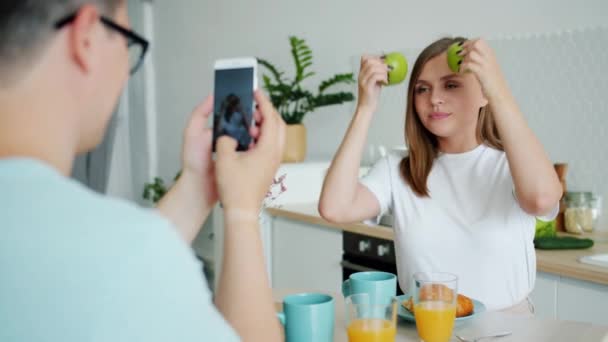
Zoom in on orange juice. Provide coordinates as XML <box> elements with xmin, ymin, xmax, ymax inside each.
<box><xmin>414</xmin><ymin>301</ymin><xmax>456</xmax><ymax>342</ymax></box>
<box><xmin>347</xmin><ymin>318</ymin><xmax>396</xmax><ymax>342</ymax></box>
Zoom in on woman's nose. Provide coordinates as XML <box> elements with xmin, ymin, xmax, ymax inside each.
<box><xmin>430</xmin><ymin>90</ymin><xmax>445</xmax><ymax>106</ymax></box>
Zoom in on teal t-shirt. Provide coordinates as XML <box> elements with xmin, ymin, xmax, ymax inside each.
<box><xmin>0</xmin><ymin>158</ymin><xmax>239</xmax><ymax>341</ymax></box>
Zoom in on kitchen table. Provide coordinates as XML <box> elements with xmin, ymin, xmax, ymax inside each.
<box><xmin>273</xmin><ymin>288</ymin><xmax>608</xmax><ymax>341</ymax></box>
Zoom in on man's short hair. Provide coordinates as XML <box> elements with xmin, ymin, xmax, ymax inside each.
<box><xmin>0</xmin><ymin>0</ymin><xmax>123</xmax><ymax>85</ymax></box>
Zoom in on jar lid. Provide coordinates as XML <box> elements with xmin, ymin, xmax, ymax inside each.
<box><xmin>565</xmin><ymin>191</ymin><xmax>593</xmax><ymax>204</ymax></box>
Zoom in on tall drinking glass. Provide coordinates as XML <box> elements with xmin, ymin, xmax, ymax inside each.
<box><xmin>412</xmin><ymin>272</ymin><xmax>458</xmax><ymax>342</ymax></box>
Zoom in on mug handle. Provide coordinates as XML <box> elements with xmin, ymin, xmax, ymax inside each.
<box><xmin>342</xmin><ymin>279</ymin><xmax>351</xmax><ymax>297</ymax></box>
<box><xmin>276</xmin><ymin>312</ymin><xmax>286</xmax><ymax>326</ymax></box>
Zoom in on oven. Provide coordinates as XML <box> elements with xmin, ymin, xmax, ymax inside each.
<box><xmin>341</xmin><ymin>231</ymin><xmax>403</xmax><ymax>295</ymax></box>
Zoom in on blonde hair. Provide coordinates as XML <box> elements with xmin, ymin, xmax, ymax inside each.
<box><xmin>400</xmin><ymin>37</ymin><xmax>503</xmax><ymax>197</ymax></box>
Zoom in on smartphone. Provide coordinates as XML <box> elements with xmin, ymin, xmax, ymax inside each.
<box><xmin>213</xmin><ymin>57</ymin><xmax>258</xmax><ymax>152</ymax></box>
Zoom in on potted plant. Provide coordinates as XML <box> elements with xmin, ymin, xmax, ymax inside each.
<box><xmin>258</xmin><ymin>36</ymin><xmax>355</xmax><ymax>162</ymax></box>
<box><xmin>142</xmin><ymin>171</ymin><xmax>181</xmax><ymax>204</ymax></box>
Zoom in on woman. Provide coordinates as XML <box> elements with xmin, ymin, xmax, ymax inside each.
<box><xmin>215</xmin><ymin>93</ymin><xmax>252</xmax><ymax>149</ymax></box>
<box><xmin>319</xmin><ymin>37</ymin><xmax>562</xmax><ymax>313</ymax></box>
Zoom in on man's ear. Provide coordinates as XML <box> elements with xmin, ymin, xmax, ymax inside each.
<box><xmin>67</xmin><ymin>5</ymin><xmax>101</xmax><ymax>75</ymax></box>
<box><xmin>479</xmin><ymin>94</ymin><xmax>489</xmax><ymax>108</ymax></box>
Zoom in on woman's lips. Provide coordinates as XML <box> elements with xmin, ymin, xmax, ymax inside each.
<box><xmin>429</xmin><ymin>112</ymin><xmax>451</xmax><ymax>120</ymax></box>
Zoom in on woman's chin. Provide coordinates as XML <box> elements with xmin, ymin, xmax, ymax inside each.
<box><xmin>425</xmin><ymin>124</ymin><xmax>455</xmax><ymax>139</ymax></box>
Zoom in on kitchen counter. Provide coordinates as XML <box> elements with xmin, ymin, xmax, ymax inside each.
<box><xmin>266</xmin><ymin>203</ymin><xmax>608</xmax><ymax>286</ymax></box>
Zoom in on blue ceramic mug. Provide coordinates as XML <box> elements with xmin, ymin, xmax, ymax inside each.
<box><xmin>277</xmin><ymin>293</ymin><xmax>334</xmax><ymax>342</ymax></box>
<box><xmin>342</xmin><ymin>271</ymin><xmax>397</xmax><ymax>305</ymax></box>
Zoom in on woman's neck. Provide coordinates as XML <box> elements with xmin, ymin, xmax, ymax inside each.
<box><xmin>437</xmin><ymin>134</ymin><xmax>481</xmax><ymax>154</ymax></box>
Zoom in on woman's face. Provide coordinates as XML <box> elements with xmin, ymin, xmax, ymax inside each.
<box><xmin>413</xmin><ymin>52</ymin><xmax>488</xmax><ymax>140</ymax></box>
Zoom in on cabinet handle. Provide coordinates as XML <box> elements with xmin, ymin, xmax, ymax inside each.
<box><xmin>340</xmin><ymin>260</ymin><xmax>375</xmax><ymax>272</ymax></box>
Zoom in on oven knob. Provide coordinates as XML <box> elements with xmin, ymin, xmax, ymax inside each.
<box><xmin>358</xmin><ymin>240</ymin><xmax>371</xmax><ymax>252</ymax></box>
<box><xmin>378</xmin><ymin>244</ymin><xmax>391</xmax><ymax>257</ymax></box>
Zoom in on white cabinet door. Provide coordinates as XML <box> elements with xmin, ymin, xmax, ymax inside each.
<box><xmin>272</xmin><ymin>217</ymin><xmax>342</xmax><ymax>294</ymax></box>
<box><xmin>530</xmin><ymin>272</ymin><xmax>559</xmax><ymax>319</ymax></box>
<box><xmin>557</xmin><ymin>277</ymin><xmax>608</xmax><ymax>326</ymax></box>
<box><xmin>532</xmin><ymin>271</ymin><xmax>608</xmax><ymax>325</ymax></box>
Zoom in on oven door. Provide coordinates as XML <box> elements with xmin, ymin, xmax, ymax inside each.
<box><xmin>341</xmin><ymin>231</ymin><xmax>403</xmax><ymax>295</ymax></box>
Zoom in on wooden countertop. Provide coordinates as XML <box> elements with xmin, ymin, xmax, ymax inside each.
<box><xmin>266</xmin><ymin>203</ymin><xmax>608</xmax><ymax>286</ymax></box>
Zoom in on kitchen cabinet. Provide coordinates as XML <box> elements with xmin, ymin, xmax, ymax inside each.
<box><xmin>211</xmin><ymin>161</ymin><xmax>332</xmax><ymax>291</ymax></box>
<box><xmin>557</xmin><ymin>276</ymin><xmax>608</xmax><ymax>325</ymax></box>
<box><xmin>530</xmin><ymin>272</ymin><xmax>559</xmax><ymax>319</ymax></box>
<box><xmin>271</xmin><ymin>216</ymin><xmax>342</xmax><ymax>294</ymax></box>
<box><xmin>531</xmin><ymin>272</ymin><xmax>608</xmax><ymax>325</ymax></box>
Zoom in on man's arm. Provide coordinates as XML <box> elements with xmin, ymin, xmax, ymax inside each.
<box><xmin>156</xmin><ymin>97</ymin><xmax>219</xmax><ymax>243</ymax></box>
<box><xmin>213</xmin><ymin>90</ymin><xmax>284</xmax><ymax>341</ymax></box>
<box><xmin>156</xmin><ymin>171</ymin><xmax>213</xmax><ymax>243</ymax></box>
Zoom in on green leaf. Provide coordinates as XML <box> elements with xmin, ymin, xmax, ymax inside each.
<box><xmin>142</xmin><ymin>177</ymin><xmax>170</xmax><ymax>203</ymax></box>
<box><xmin>258</xmin><ymin>58</ymin><xmax>285</xmax><ymax>85</ymax></box>
<box><xmin>284</xmin><ymin>111</ymin><xmax>306</xmax><ymax>124</ymax></box>
<box><xmin>290</xmin><ymin>36</ymin><xmax>314</xmax><ymax>83</ymax></box>
<box><xmin>312</xmin><ymin>92</ymin><xmax>355</xmax><ymax>107</ymax></box>
<box><xmin>263</xmin><ymin>75</ymin><xmax>272</xmax><ymax>88</ymax></box>
<box><xmin>300</xmin><ymin>56</ymin><xmax>313</xmax><ymax>63</ymax></box>
<box><xmin>318</xmin><ymin>73</ymin><xmax>356</xmax><ymax>93</ymax></box>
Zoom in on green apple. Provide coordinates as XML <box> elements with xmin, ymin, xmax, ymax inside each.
<box><xmin>447</xmin><ymin>42</ymin><xmax>464</xmax><ymax>73</ymax></box>
<box><xmin>384</xmin><ymin>52</ymin><xmax>408</xmax><ymax>85</ymax></box>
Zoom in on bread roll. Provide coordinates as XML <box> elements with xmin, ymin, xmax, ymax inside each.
<box><xmin>401</xmin><ymin>284</ymin><xmax>474</xmax><ymax>318</ymax></box>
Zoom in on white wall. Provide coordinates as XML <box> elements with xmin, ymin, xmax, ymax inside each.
<box><xmin>151</xmin><ymin>0</ymin><xmax>608</xmax><ymax>189</ymax></box>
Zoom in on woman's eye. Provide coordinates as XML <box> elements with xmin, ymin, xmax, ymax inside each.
<box><xmin>446</xmin><ymin>82</ymin><xmax>459</xmax><ymax>89</ymax></box>
<box><xmin>415</xmin><ymin>86</ymin><xmax>429</xmax><ymax>94</ymax></box>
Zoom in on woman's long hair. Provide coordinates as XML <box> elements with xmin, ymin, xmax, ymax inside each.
<box><xmin>220</xmin><ymin>93</ymin><xmax>244</xmax><ymax>121</ymax></box>
<box><xmin>400</xmin><ymin>37</ymin><xmax>503</xmax><ymax>197</ymax></box>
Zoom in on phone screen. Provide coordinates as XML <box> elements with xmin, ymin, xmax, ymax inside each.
<box><xmin>213</xmin><ymin>66</ymin><xmax>255</xmax><ymax>152</ymax></box>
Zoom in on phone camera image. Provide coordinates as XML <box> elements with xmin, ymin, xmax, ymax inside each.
<box><xmin>213</xmin><ymin>66</ymin><xmax>255</xmax><ymax>152</ymax></box>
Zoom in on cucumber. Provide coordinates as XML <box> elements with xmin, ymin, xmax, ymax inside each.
<box><xmin>534</xmin><ymin>236</ymin><xmax>594</xmax><ymax>250</ymax></box>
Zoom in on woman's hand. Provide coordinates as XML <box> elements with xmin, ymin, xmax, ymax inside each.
<box><xmin>459</xmin><ymin>38</ymin><xmax>509</xmax><ymax>100</ymax></box>
<box><xmin>356</xmin><ymin>55</ymin><xmax>389</xmax><ymax>114</ymax></box>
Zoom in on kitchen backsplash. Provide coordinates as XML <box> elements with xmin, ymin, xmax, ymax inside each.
<box><xmin>492</xmin><ymin>26</ymin><xmax>608</xmax><ymax>230</ymax></box>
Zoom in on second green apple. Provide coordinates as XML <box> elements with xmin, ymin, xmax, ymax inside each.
<box><xmin>447</xmin><ymin>42</ymin><xmax>464</xmax><ymax>73</ymax></box>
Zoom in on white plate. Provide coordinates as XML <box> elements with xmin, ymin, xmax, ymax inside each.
<box><xmin>394</xmin><ymin>294</ymin><xmax>486</xmax><ymax>323</ymax></box>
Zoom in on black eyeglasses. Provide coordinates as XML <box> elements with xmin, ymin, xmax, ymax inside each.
<box><xmin>55</xmin><ymin>13</ymin><xmax>149</xmax><ymax>75</ymax></box>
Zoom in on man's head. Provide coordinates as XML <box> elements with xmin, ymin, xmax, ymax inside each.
<box><xmin>0</xmin><ymin>0</ymin><xmax>141</xmax><ymax>154</ymax></box>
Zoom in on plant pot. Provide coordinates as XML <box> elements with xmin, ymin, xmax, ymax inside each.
<box><xmin>282</xmin><ymin>124</ymin><xmax>307</xmax><ymax>163</ymax></box>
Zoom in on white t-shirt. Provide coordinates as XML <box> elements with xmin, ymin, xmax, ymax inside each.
<box><xmin>361</xmin><ymin>144</ymin><xmax>558</xmax><ymax>310</ymax></box>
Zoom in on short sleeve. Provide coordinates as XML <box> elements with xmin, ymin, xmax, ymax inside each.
<box><xmin>512</xmin><ymin>188</ymin><xmax>560</xmax><ymax>222</ymax></box>
<box><xmin>536</xmin><ymin>202</ymin><xmax>560</xmax><ymax>222</ymax></box>
<box><xmin>360</xmin><ymin>156</ymin><xmax>394</xmax><ymax>224</ymax></box>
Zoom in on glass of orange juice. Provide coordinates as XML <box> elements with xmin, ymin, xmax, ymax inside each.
<box><xmin>345</xmin><ymin>293</ymin><xmax>398</xmax><ymax>342</ymax></box>
<box><xmin>412</xmin><ymin>272</ymin><xmax>458</xmax><ymax>342</ymax></box>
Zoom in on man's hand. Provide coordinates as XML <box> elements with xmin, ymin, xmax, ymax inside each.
<box><xmin>214</xmin><ymin>90</ymin><xmax>285</xmax><ymax>342</ymax></box>
<box><xmin>215</xmin><ymin>90</ymin><xmax>286</xmax><ymax>214</ymax></box>
<box><xmin>178</xmin><ymin>95</ymin><xmax>218</xmax><ymax>209</ymax></box>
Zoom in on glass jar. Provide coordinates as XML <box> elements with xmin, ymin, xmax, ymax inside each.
<box><xmin>564</xmin><ymin>192</ymin><xmax>594</xmax><ymax>233</ymax></box>
<box><xmin>589</xmin><ymin>194</ymin><xmax>602</xmax><ymax>229</ymax></box>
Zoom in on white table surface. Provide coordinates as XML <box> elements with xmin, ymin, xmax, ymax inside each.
<box><xmin>273</xmin><ymin>289</ymin><xmax>608</xmax><ymax>342</ymax></box>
